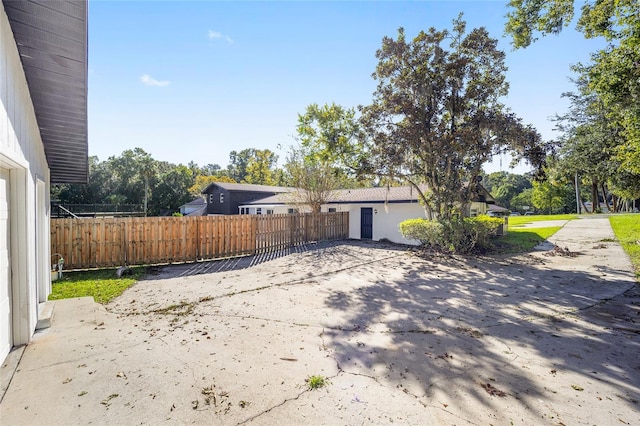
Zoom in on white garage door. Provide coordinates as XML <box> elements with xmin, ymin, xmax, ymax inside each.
<box><xmin>0</xmin><ymin>168</ymin><xmax>11</xmax><ymax>362</ymax></box>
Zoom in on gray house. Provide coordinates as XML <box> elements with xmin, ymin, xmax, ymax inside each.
<box><xmin>201</xmin><ymin>182</ymin><xmax>291</xmax><ymax>215</ymax></box>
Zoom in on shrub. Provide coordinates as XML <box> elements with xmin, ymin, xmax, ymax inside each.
<box><xmin>400</xmin><ymin>218</ymin><xmax>444</xmax><ymax>246</ymax></box>
<box><xmin>400</xmin><ymin>216</ymin><xmax>503</xmax><ymax>254</ymax></box>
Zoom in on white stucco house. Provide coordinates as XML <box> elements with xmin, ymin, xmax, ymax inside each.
<box><xmin>240</xmin><ymin>185</ymin><xmax>495</xmax><ymax>245</ymax></box>
<box><xmin>0</xmin><ymin>1</ymin><xmax>88</xmax><ymax>364</ymax></box>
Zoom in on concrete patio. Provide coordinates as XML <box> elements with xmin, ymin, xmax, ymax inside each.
<box><xmin>1</xmin><ymin>217</ymin><xmax>638</xmax><ymax>425</ymax></box>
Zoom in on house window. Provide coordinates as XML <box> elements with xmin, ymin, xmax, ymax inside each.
<box><xmin>240</xmin><ymin>207</ymin><xmax>246</xmax><ymax>214</ymax></box>
<box><xmin>288</xmin><ymin>208</ymin><xmax>299</xmax><ymax>214</ymax></box>
<box><xmin>328</xmin><ymin>208</ymin><xmax>336</xmax><ymax>213</ymax></box>
<box><xmin>266</xmin><ymin>209</ymin><xmax>274</xmax><ymax>215</ymax></box>
<box><xmin>208</xmin><ymin>194</ymin><xmax>214</xmax><ymax>204</ymax></box>
<box><xmin>256</xmin><ymin>208</ymin><xmax>262</xmax><ymax>215</ymax></box>
<box><xmin>219</xmin><ymin>193</ymin><xmax>224</xmax><ymax>204</ymax></box>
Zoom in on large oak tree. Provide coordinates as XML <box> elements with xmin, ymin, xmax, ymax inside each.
<box><xmin>360</xmin><ymin>15</ymin><xmax>545</xmax><ymax>220</ymax></box>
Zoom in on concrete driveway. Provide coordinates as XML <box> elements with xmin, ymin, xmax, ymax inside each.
<box><xmin>1</xmin><ymin>217</ymin><xmax>639</xmax><ymax>425</ymax></box>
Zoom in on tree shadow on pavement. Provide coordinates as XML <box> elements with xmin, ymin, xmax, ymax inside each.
<box><xmin>145</xmin><ymin>239</ymin><xmax>409</xmax><ymax>280</ymax></box>
<box><xmin>322</xmin><ymin>251</ymin><xmax>640</xmax><ymax>424</ymax></box>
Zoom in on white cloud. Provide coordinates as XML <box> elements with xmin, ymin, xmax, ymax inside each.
<box><xmin>207</xmin><ymin>30</ymin><xmax>233</xmax><ymax>44</ymax></box>
<box><xmin>140</xmin><ymin>74</ymin><xmax>170</xmax><ymax>87</ymax></box>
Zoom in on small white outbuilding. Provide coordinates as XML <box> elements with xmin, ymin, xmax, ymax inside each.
<box><xmin>240</xmin><ymin>185</ymin><xmax>495</xmax><ymax>245</ymax></box>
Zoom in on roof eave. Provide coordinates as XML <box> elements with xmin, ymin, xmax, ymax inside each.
<box><xmin>2</xmin><ymin>0</ymin><xmax>89</xmax><ymax>184</ymax></box>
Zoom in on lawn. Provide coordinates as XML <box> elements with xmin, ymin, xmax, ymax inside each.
<box><xmin>492</xmin><ymin>226</ymin><xmax>562</xmax><ymax>254</ymax></box>
<box><xmin>49</xmin><ymin>267</ymin><xmax>146</xmax><ymax>304</ymax></box>
<box><xmin>487</xmin><ymin>214</ymin><xmax>576</xmax><ymax>254</ymax></box>
<box><xmin>609</xmin><ymin>214</ymin><xmax>640</xmax><ymax>279</ymax></box>
<box><xmin>507</xmin><ymin>214</ymin><xmax>578</xmax><ymax>227</ymax></box>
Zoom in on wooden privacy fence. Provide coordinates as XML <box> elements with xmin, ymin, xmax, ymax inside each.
<box><xmin>51</xmin><ymin>212</ymin><xmax>349</xmax><ymax>270</ymax></box>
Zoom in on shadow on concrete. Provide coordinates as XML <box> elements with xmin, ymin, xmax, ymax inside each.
<box><xmin>146</xmin><ymin>239</ymin><xmax>409</xmax><ymax>280</ymax></box>
<box><xmin>322</xmin><ymin>251</ymin><xmax>640</xmax><ymax>422</ymax></box>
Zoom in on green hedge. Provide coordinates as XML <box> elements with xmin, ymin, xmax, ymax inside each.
<box><xmin>400</xmin><ymin>216</ymin><xmax>504</xmax><ymax>254</ymax></box>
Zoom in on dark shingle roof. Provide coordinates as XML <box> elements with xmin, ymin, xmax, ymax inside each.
<box><xmin>245</xmin><ymin>184</ymin><xmax>495</xmax><ymax>206</ymax></box>
<box><xmin>183</xmin><ymin>198</ymin><xmax>205</xmax><ymax>207</ymax></box>
<box><xmin>245</xmin><ymin>186</ymin><xmax>428</xmax><ymax>205</ymax></box>
<box><xmin>186</xmin><ymin>205</ymin><xmax>207</xmax><ymax>216</ymax></box>
<box><xmin>202</xmin><ymin>182</ymin><xmax>293</xmax><ymax>194</ymax></box>
<box><xmin>330</xmin><ymin>186</ymin><xmax>428</xmax><ymax>203</ymax></box>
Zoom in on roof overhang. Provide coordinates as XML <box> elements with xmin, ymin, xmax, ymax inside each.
<box><xmin>3</xmin><ymin>0</ymin><xmax>88</xmax><ymax>183</ymax></box>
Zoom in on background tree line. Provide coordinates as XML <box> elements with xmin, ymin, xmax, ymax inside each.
<box><xmin>52</xmin><ymin>147</ymin><xmax>282</xmax><ymax>216</ymax></box>
<box><xmin>51</xmin><ymin>142</ymin><xmax>368</xmax><ymax>216</ymax></box>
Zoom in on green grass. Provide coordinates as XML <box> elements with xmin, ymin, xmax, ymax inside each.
<box><xmin>488</xmin><ymin>214</ymin><xmax>576</xmax><ymax>254</ymax></box>
<box><xmin>609</xmin><ymin>214</ymin><xmax>640</xmax><ymax>279</ymax></box>
<box><xmin>492</xmin><ymin>226</ymin><xmax>562</xmax><ymax>254</ymax></box>
<box><xmin>306</xmin><ymin>375</ymin><xmax>327</xmax><ymax>390</ymax></box>
<box><xmin>507</xmin><ymin>214</ymin><xmax>578</xmax><ymax>227</ymax></box>
<box><xmin>49</xmin><ymin>267</ymin><xmax>146</xmax><ymax>304</ymax></box>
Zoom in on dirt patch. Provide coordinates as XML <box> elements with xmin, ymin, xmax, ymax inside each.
<box><xmin>544</xmin><ymin>245</ymin><xmax>579</xmax><ymax>257</ymax></box>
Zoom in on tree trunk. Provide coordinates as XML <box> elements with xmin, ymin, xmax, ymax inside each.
<box><xmin>574</xmin><ymin>173</ymin><xmax>581</xmax><ymax>214</ymax></box>
<box><xmin>600</xmin><ymin>182</ymin><xmax>608</xmax><ymax>212</ymax></box>
<box><xmin>581</xmin><ymin>199</ymin><xmax>590</xmax><ymax>214</ymax></box>
<box><xmin>591</xmin><ymin>177</ymin><xmax>598</xmax><ymax>213</ymax></box>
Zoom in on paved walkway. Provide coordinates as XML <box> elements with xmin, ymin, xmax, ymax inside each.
<box><xmin>1</xmin><ymin>217</ymin><xmax>638</xmax><ymax>425</ymax></box>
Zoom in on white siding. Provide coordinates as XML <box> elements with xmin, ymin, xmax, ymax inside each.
<box><xmin>0</xmin><ymin>168</ymin><xmax>10</xmax><ymax>361</ymax></box>
<box><xmin>238</xmin><ymin>205</ymin><xmax>309</xmax><ymax>215</ymax></box>
<box><xmin>331</xmin><ymin>203</ymin><xmax>425</xmax><ymax>245</ymax></box>
<box><xmin>244</xmin><ymin>200</ymin><xmax>488</xmax><ymax>245</ymax></box>
<box><xmin>0</xmin><ymin>3</ymin><xmax>51</xmax><ymax>361</ymax></box>
<box><xmin>469</xmin><ymin>201</ymin><xmax>488</xmax><ymax>216</ymax></box>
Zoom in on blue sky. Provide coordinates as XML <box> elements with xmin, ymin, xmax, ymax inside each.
<box><xmin>89</xmin><ymin>1</ymin><xmax>606</xmax><ymax>174</ymax></box>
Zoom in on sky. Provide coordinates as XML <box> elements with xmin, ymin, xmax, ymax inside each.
<box><xmin>88</xmin><ymin>0</ymin><xmax>607</xmax><ymax>175</ymax></box>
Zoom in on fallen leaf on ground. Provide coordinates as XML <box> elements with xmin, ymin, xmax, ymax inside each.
<box><xmin>481</xmin><ymin>382</ymin><xmax>507</xmax><ymax>397</ymax></box>
<box><xmin>101</xmin><ymin>394</ymin><xmax>119</xmax><ymax>406</ymax></box>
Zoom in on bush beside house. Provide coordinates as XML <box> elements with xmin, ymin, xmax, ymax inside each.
<box><xmin>400</xmin><ymin>216</ymin><xmax>504</xmax><ymax>254</ymax></box>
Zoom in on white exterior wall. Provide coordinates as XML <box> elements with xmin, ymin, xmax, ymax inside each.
<box><xmin>240</xmin><ymin>205</ymin><xmax>310</xmax><ymax>215</ymax></box>
<box><xmin>243</xmin><ymin>200</ymin><xmax>487</xmax><ymax>245</ymax></box>
<box><xmin>469</xmin><ymin>201</ymin><xmax>488</xmax><ymax>216</ymax></box>
<box><xmin>0</xmin><ymin>3</ymin><xmax>51</xmax><ymax>357</ymax></box>
<box><xmin>322</xmin><ymin>202</ymin><xmax>426</xmax><ymax>245</ymax></box>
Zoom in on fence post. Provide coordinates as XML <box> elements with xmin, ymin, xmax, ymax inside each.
<box><xmin>123</xmin><ymin>219</ymin><xmax>128</xmax><ymax>266</ymax></box>
<box><xmin>289</xmin><ymin>214</ymin><xmax>294</xmax><ymax>248</ymax></box>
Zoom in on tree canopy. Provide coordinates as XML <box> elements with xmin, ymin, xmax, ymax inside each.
<box><xmin>482</xmin><ymin>171</ymin><xmax>532</xmax><ymax>210</ymax></box>
<box><xmin>505</xmin><ymin>0</ymin><xmax>640</xmax><ymax>176</ymax></box>
<box><xmin>227</xmin><ymin>148</ymin><xmax>281</xmax><ymax>185</ymax></box>
<box><xmin>359</xmin><ymin>15</ymin><xmax>546</xmax><ymax>220</ymax></box>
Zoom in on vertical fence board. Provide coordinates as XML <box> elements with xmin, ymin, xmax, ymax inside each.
<box><xmin>51</xmin><ymin>212</ymin><xmax>348</xmax><ymax>269</ymax></box>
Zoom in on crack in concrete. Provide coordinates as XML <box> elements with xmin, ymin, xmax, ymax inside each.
<box><xmin>235</xmin><ymin>371</ymin><xmax>345</xmax><ymax>425</ymax></box>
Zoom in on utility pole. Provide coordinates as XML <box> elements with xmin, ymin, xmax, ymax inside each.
<box><xmin>144</xmin><ymin>177</ymin><xmax>148</xmax><ymax>217</ymax></box>
<box><xmin>574</xmin><ymin>172</ymin><xmax>580</xmax><ymax>214</ymax></box>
